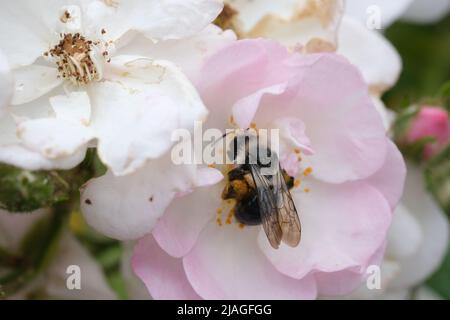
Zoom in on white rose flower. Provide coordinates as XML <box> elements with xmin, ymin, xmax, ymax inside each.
<box><xmin>0</xmin><ymin>0</ymin><xmax>223</xmax><ymax>175</ymax></box>
<box><xmin>77</xmin><ymin>25</ymin><xmax>236</xmax><ymax>240</ymax></box>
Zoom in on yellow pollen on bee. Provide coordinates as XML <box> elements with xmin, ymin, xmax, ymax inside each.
<box><xmin>216</xmin><ymin>217</ymin><xmax>223</xmax><ymax>226</ymax></box>
<box><xmin>294</xmin><ymin>179</ymin><xmax>301</xmax><ymax>188</ymax></box>
<box><xmin>304</xmin><ymin>187</ymin><xmax>311</xmax><ymax>193</ymax></box>
<box><xmin>229</xmin><ymin>115</ymin><xmax>235</xmax><ymax>125</ymax></box>
<box><xmin>225</xmin><ymin>208</ymin><xmax>235</xmax><ymax>225</ymax></box>
<box><xmin>216</xmin><ymin>208</ymin><xmax>223</xmax><ymax>215</ymax></box>
<box><xmin>303</xmin><ymin>167</ymin><xmax>313</xmax><ymax>176</ymax></box>
<box><xmin>250</xmin><ymin>122</ymin><xmax>257</xmax><ymax>129</ymax></box>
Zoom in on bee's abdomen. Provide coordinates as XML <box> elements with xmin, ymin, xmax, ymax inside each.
<box><xmin>235</xmin><ymin>192</ymin><xmax>262</xmax><ymax>226</ymax></box>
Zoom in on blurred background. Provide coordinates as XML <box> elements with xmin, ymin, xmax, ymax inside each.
<box><xmin>384</xmin><ymin>12</ymin><xmax>450</xmax><ymax>299</ymax></box>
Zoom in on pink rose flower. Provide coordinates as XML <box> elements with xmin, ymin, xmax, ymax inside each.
<box><xmin>407</xmin><ymin>106</ymin><xmax>450</xmax><ymax>159</ymax></box>
<box><xmin>132</xmin><ymin>39</ymin><xmax>406</xmax><ymax>299</ymax></box>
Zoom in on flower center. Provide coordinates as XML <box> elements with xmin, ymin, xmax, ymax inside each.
<box><xmin>46</xmin><ymin>33</ymin><xmax>107</xmax><ymax>86</ymax></box>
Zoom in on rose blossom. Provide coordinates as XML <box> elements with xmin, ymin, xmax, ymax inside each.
<box><xmin>0</xmin><ymin>0</ymin><xmax>223</xmax><ymax>174</ymax></box>
<box><xmin>77</xmin><ymin>25</ymin><xmax>236</xmax><ymax>240</ymax></box>
<box><xmin>217</xmin><ymin>0</ymin><xmax>401</xmax><ymax>129</ymax></box>
<box><xmin>406</xmin><ymin>106</ymin><xmax>450</xmax><ymax>159</ymax></box>
<box><xmin>130</xmin><ymin>39</ymin><xmax>406</xmax><ymax>299</ymax></box>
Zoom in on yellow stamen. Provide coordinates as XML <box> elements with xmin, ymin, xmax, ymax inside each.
<box><xmin>303</xmin><ymin>167</ymin><xmax>313</xmax><ymax>176</ymax></box>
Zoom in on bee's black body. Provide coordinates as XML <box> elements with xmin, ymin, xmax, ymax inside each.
<box><xmin>222</xmin><ymin>136</ymin><xmax>294</xmax><ymax>226</ymax></box>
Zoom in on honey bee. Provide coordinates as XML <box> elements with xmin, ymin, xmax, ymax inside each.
<box><xmin>221</xmin><ymin>131</ymin><xmax>301</xmax><ymax>249</ymax></box>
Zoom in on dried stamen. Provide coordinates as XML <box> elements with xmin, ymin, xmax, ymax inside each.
<box><xmin>45</xmin><ymin>33</ymin><xmax>107</xmax><ymax>86</ymax></box>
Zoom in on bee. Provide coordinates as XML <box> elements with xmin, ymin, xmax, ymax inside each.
<box><xmin>221</xmin><ymin>131</ymin><xmax>301</xmax><ymax>249</ymax></box>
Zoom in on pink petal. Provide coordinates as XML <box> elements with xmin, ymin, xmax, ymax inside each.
<box><xmin>80</xmin><ymin>155</ymin><xmax>197</xmax><ymax>241</ymax></box>
<box><xmin>153</xmin><ymin>171</ymin><xmax>224</xmax><ymax>258</ymax></box>
<box><xmin>248</xmin><ymin>53</ymin><xmax>388</xmax><ymax>183</ymax></box>
<box><xmin>132</xmin><ymin>235</ymin><xmax>200</xmax><ymax>300</ymax></box>
<box><xmin>198</xmin><ymin>39</ymin><xmax>290</xmax><ymax>130</ymax></box>
<box><xmin>367</xmin><ymin>140</ymin><xmax>406</xmax><ymax>210</ymax></box>
<box><xmin>259</xmin><ymin>180</ymin><xmax>392</xmax><ymax>280</ymax></box>
<box><xmin>183</xmin><ymin>221</ymin><xmax>317</xmax><ymax>300</ymax></box>
<box><xmin>407</xmin><ymin>106</ymin><xmax>450</xmax><ymax>159</ymax></box>
<box><xmin>315</xmin><ymin>241</ymin><xmax>387</xmax><ymax>297</ymax></box>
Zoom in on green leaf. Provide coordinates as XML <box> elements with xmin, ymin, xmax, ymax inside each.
<box><xmin>0</xmin><ymin>165</ymin><xmax>70</xmax><ymax>212</ymax></box>
<box><xmin>0</xmin><ymin>203</ymin><xmax>69</xmax><ymax>297</ymax></box>
<box><xmin>384</xmin><ymin>14</ymin><xmax>450</xmax><ymax>110</ymax></box>
<box><xmin>427</xmin><ymin>243</ymin><xmax>450</xmax><ymax>299</ymax></box>
<box><xmin>437</xmin><ymin>81</ymin><xmax>450</xmax><ymax>110</ymax></box>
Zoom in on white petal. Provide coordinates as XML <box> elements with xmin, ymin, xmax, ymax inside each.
<box><xmin>93</xmin><ymin>0</ymin><xmax>223</xmax><ymax>41</ymax></box>
<box><xmin>17</xmin><ymin>118</ymin><xmax>93</xmax><ymax>159</ymax></box>
<box><xmin>90</xmin><ymin>56</ymin><xmax>207</xmax><ymax>176</ymax></box>
<box><xmin>0</xmin><ymin>112</ymin><xmax>87</xmax><ymax>170</ymax></box>
<box><xmin>80</xmin><ymin>155</ymin><xmax>197</xmax><ymax>240</ymax></box>
<box><xmin>389</xmin><ymin>163</ymin><xmax>450</xmax><ymax>289</ymax></box>
<box><xmin>345</xmin><ymin>0</ymin><xmax>413</xmax><ymax>28</ymax></box>
<box><xmin>50</xmin><ymin>91</ymin><xmax>91</xmax><ymax>126</ymax></box>
<box><xmin>371</xmin><ymin>95</ymin><xmax>395</xmax><ymax>130</ymax></box>
<box><xmin>226</xmin><ymin>0</ymin><xmax>302</xmax><ymax>33</ymax></box>
<box><xmin>245</xmin><ymin>0</ymin><xmax>344</xmax><ymax>52</ymax></box>
<box><xmin>0</xmin><ymin>1</ymin><xmax>54</xmax><ymax>67</ymax></box>
<box><xmin>12</xmin><ymin>65</ymin><xmax>62</xmax><ymax>105</ymax></box>
<box><xmin>0</xmin><ymin>51</ymin><xmax>13</xmax><ymax>116</ymax></box>
<box><xmin>116</xmin><ymin>24</ymin><xmax>237</xmax><ymax>84</ymax></box>
<box><xmin>338</xmin><ymin>16</ymin><xmax>402</xmax><ymax>93</ymax></box>
<box><xmin>45</xmin><ymin>233</ymin><xmax>116</xmax><ymax>300</ymax></box>
<box><xmin>402</xmin><ymin>0</ymin><xmax>450</xmax><ymax>24</ymax></box>
<box><xmin>386</xmin><ymin>204</ymin><xmax>423</xmax><ymax>259</ymax></box>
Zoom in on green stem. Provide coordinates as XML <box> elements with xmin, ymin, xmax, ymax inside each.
<box><xmin>0</xmin><ymin>201</ymin><xmax>71</xmax><ymax>298</ymax></box>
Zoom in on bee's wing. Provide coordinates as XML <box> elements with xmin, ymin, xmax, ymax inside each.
<box><xmin>249</xmin><ymin>164</ymin><xmax>283</xmax><ymax>249</ymax></box>
<box><xmin>273</xmin><ymin>165</ymin><xmax>301</xmax><ymax>247</ymax></box>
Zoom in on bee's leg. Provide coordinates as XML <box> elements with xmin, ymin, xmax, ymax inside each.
<box><xmin>282</xmin><ymin>169</ymin><xmax>295</xmax><ymax>190</ymax></box>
